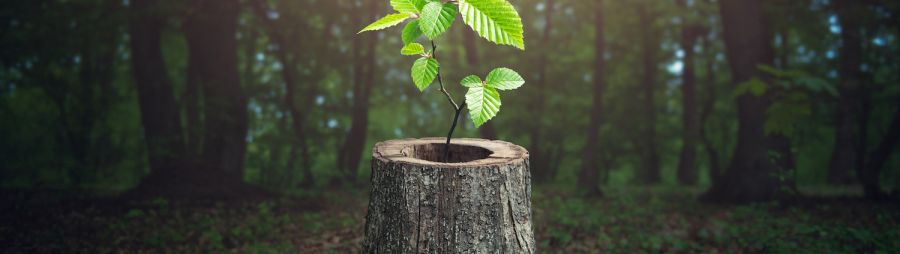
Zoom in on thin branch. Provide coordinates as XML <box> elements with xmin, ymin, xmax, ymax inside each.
<box><xmin>431</xmin><ymin>40</ymin><xmax>459</xmax><ymax>111</ymax></box>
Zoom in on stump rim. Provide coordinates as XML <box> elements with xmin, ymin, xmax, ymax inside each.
<box><xmin>372</xmin><ymin>138</ymin><xmax>529</xmax><ymax>168</ymax></box>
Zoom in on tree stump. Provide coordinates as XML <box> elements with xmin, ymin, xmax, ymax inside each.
<box><xmin>363</xmin><ymin>138</ymin><xmax>535</xmax><ymax>253</ymax></box>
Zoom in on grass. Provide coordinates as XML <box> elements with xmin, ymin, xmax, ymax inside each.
<box><xmin>1</xmin><ymin>186</ymin><xmax>897</xmax><ymax>253</ymax></box>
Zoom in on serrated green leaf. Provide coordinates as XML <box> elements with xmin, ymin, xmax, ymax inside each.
<box><xmin>466</xmin><ymin>86</ymin><xmax>501</xmax><ymax>127</ymax></box>
<box><xmin>411</xmin><ymin>57</ymin><xmax>439</xmax><ymax>91</ymax></box>
<box><xmin>461</xmin><ymin>75</ymin><xmax>483</xmax><ymax>88</ymax></box>
<box><xmin>458</xmin><ymin>0</ymin><xmax>525</xmax><ymax>50</ymax></box>
<box><xmin>359</xmin><ymin>13</ymin><xmax>411</xmax><ymax>33</ymax></box>
<box><xmin>401</xmin><ymin>43</ymin><xmax>426</xmax><ymax>55</ymax></box>
<box><xmin>391</xmin><ymin>0</ymin><xmax>428</xmax><ymax>14</ymax></box>
<box><xmin>419</xmin><ymin>2</ymin><xmax>457</xmax><ymax>40</ymax></box>
<box><xmin>402</xmin><ymin>20</ymin><xmax>424</xmax><ymax>45</ymax></box>
<box><xmin>485</xmin><ymin>67</ymin><xmax>524</xmax><ymax>90</ymax></box>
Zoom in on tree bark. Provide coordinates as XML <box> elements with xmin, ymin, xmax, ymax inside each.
<box><xmin>702</xmin><ymin>0</ymin><xmax>782</xmax><ymax>203</ymax></box>
<box><xmin>363</xmin><ymin>138</ymin><xmax>534</xmax><ymax>253</ymax></box>
<box><xmin>575</xmin><ymin>0</ymin><xmax>606</xmax><ymax>197</ymax></box>
<box><xmin>128</xmin><ymin>0</ymin><xmax>185</xmax><ymax>174</ymax></box>
<box><xmin>636</xmin><ymin>3</ymin><xmax>661</xmax><ymax>184</ymax></box>
<box><xmin>827</xmin><ymin>0</ymin><xmax>865</xmax><ymax>185</ymax></box>
<box><xmin>184</xmin><ymin>0</ymin><xmax>247</xmax><ymax>175</ymax></box>
<box><xmin>676</xmin><ymin>0</ymin><xmax>700</xmax><ymax>186</ymax></box>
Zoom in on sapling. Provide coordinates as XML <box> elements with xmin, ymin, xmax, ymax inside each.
<box><xmin>359</xmin><ymin>0</ymin><xmax>526</xmax><ymax>162</ymax></box>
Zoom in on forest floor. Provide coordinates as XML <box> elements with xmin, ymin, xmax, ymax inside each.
<box><xmin>1</xmin><ymin>185</ymin><xmax>898</xmax><ymax>253</ymax></box>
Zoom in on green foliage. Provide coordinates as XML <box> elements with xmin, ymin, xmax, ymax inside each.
<box><xmin>485</xmin><ymin>67</ymin><xmax>525</xmax><ymax>90</ymax></box>
<box><xmin>463</xmin><ymin>68</ymin><xmax>523</xmax><ymax>127</ymax></box>
<box><xmin>391</xmin><ymin>0</ymin><xmax>427</xmax><ymax>14</ymax></box>
<box><xmin>458</xmin><ymin>0</ymin><xmax>526</xmax><ymax>50</ymax></box>
<box><xmin>466</xmin><ymin>85</ymin><xmax>502</xmax><ymax>127</ymax></box>
<box><xmin>419</xmin><ymin>2</ymin><xmax>457</xmax><ymax>39</ymax></box>
<box><xmin>359</xmin><ymin>0</ymin><xmax>526</xmax><ymax>130</ymax></box>
<box><xmin>401</xmin><ymin>42</ymin><xmax>426</xmax><ymax>55</ymax></box>
<box><xmin>411</xmin><ymin>57</ymin><xmax>439</xmax><ymax>91</ymax></box>
<box><xmin>401</xmin><ymin>20</ymin><xmax>423</xmax><ymax>44</ymax></box>
<box><xmin>358</xmin><ymin>13</ymin><xmax>411</xmax><ymax>33</ymax></box>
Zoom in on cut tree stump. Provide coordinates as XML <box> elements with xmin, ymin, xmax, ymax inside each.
<box><xmin>363</xmin><ymin>138</ymin><xmax>535</xmax><ymax>253</ymax></box>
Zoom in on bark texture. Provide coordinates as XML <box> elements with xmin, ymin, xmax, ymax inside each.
<box><xmin>363</xmin><ymin>138</ymin><xmax>535</xmax><ymax>253</ymax></box>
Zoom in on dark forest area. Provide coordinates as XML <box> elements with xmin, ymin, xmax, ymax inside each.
<box><xmin>1</xmin><ymin>0</ymin><xmax>899</xmax><ymax>253</ymax></box>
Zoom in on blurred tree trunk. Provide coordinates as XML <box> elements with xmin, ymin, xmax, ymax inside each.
<box><xmin>636</xmin><ymin>3</ymin><xmax>661</xmax><ymax>184</ymax></box>
<box><xmin>765</xmin><ymin>14</ymin><xmax>797</xmax><ymax>193</ymax></box>
<box><xmin>576</xmin><ymin>0</ymin><xmax>606</xmax><ymax>197</ymax></box>
<box><xmin>526</xmin><ymin>0</ymin><xmax>555</xmax><ymax>182</ymax></box>
<box><xmin>702</xmin><ymin>0</ymin><xmax>781</xmax><ymax>203</ymax></box>
<box><xmin>861</xmin><ymin>97</ymin><xmax>900</xmax><ymax>200</ymax></box>
<box><xmin>827</xmin><ymin>0</ymin><xmax>865</xmax><ymax>185</ymax></box>
<box><xmin>128</xmin><ymin>0</ymin><xmax>185</xmax><ymax>174</ymax></box>
<box><xmin>676</xmin><ymin>0</ymin><xmax>700</xmax><ymax>186</ymax></box>
<box><xmin>340</xmin><ymin>0</ymin><xmax>379</xmax><ymax>183</ymax></box>
<box><xmin>698</xmin><ymin>37</ymin><xmax>722</xmax><ymax>184</ymax></box>
<box><xmin>461</xmin><ymin>25</ymin><xmax>499</xmax><ymax>140</ymax></box>
<box><xmin>250</xmin><ymin>0</ymin><xmax>316</xmax><ymax>187</ymax></box>
<box><xmin>184</xmin><ymin>0</ymin><xmax>247</xmax><ymax>175</ymax></box>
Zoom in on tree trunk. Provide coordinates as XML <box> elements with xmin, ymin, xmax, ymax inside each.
<box><xmin>460</xmin><ymin>28</ymin><xmax>499</xmax><ymax>140</ymax></box>
<box><xmin>184</xmin><ymin>0</ymin><xmax>247</xmax><ymax>175</ymax></box>
<box><xmin>676</xmin><ymin>0</ymin><xmax>700</xmax><ymax>186</ymax></box>
<box><xmin>860</xmin><ymin>97</ymin><xmax>900</xmax><ymax>199</ymax></box>
<box><xmin>699</xmin><ymin>52</ymin><xmax>722</xmax><ymax>184</ymax></box>
<box><xmin>636</xmin><ymin>3</ymin><xmax>661</xmax><ymax>184</ymax></box>
<box><xmin>525</xmin><ymin>0</ymin><xmax>555</xmax><ymax>182</ymax></box>
<box><xmin>250</xmin><ymin>0</ymin><xmax>316</xmax><ymax>187</ymax></box>
<box><xmin>702</xmin><ymin>0</ymin><xmax>781</xmax><ymax>203</ymax></box>
<box><xmin>363</xmin><ymin>138</ymin><xmax>534</xmax><ymax>253</ymax></box>
<box><xmin>340</xmin><ymin>0</ymin><xmax>379</xmax><ymax>183</ymax></box>
<box><xmin>128</xmin><ymin>0</ymin><xmax>185</xmax><ymax>174</ymax></box>
<box><xmin>575</xmin><ymin>0</ymin><xmax>606</xmax><ymax>197</ymax></box>
<box><xmin>827</xmin><ymin>0</ymin><xmax>865</xmax><ymax>185</ymax></box>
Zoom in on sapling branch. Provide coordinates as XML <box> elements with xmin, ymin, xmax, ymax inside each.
<box><xmin>431</xmin><ymin>40</ymin><xmax>462</xmax><ymax>162</ymax></box>
<box><xmin>431</xmin><ymin>41</ymin><xmax>459</xmax><ymax>111</ymax></box>
<box><xmin>358</xmin><ymin>0</ymin><xmax>526</xmax><ymax>163</ymax></box>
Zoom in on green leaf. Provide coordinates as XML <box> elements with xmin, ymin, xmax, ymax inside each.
<box><xmin>401</xmin><ymin>43</ymin><xmax>426</xmax><ymax>55</ymax></box>
<box><xmin>391</xmin><ymin>0</ymin><xmax>428</xmax><ymax>14</ymax></box>
<box><xmin>461</xmin><ymin>75</ymin><xmax>483</xmax><ymax>88</ymax></box>
<box><xmin>466</xmin><ymin>86</ymin><xmax>501</xmax><ymax>127</ymax></box>
<box><xmin>359</xmin><ymin>13</ymin><xmax>411</xmax><ymax>33</ymax></box>
<box><xmin>402</xmin><ymin>20</ymin><xmax>424</xmax><ymax>45</ymax></box>
<box><xmin>411</xmin><ymin>57</ymin><xmax>439</xmax><ymax>91</ymax></box>
<box><xmin>419</xmin><ymin>2</ymin><xmax>457</xmax><ymax>40</ymax></box>
<box><xmin>458</xmin><ymin>0</ymin><xmax>525</xmax><ymax>50</ymax></box>
<box><xmin>485</xmin><ymin>67</ymin><xmax>524</xmax><ymax>90</ymax></box>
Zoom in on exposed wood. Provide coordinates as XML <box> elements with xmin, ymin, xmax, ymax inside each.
<box><xmin>364</xmin><ymin>138</ymin><xmax>535</xmax><ymax>253</ymax></box>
